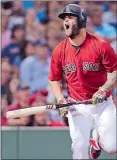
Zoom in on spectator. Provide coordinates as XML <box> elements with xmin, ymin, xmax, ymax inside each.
<box><xmin>19</xmin><ymin>40</ymin><xmax>36</xmax><ymax>60</ymax></box>
<box><xmin>34</xmin><ymin>89</ymin><xmax>48</xmax><ymax>105</ymax></box>
<box><xmin>34</xmin><ymin>1</ymin><xmax>48</xmax><ymax>23</ymax></box>
<box><xmin>111</xmin><ymin>40</ymin><xmax>117</xmax><ymax>53</ymax></box>
<box><xmin>46</xmin><ymin>22</ymin><xmax>65</xmax><ymax>54</ymax></box>
<box><xmin>8</xmin><ymin>74</ymin><xmax>20</xmax><ymax>104</ymax></box>
<box><xmin>20</xmin><ymin>41</ymin><xmax>50</xmax><ymax>93</ymax></box>
<box><xmin>77</xmin><ymin>1</ymin><xmax>89</xmax><ymax>11</ymax></box>
<box><xmin>1</xmin><ymin>61</ymin><xmax>12</xmax><ymax>97</ymax></box>
<box><xmin>97</xmin><ymin>1</ymin><xmax>110</xmax><ymax>12</ymax></box>
<box><xmin>1</xmin><ymin>9</ymin><xmax>11</xmax><ymax>49</ymax></box>
<box><xmin>1</xmin><ymin>1</ymin><xmax>13</xmax><ymax>15</ymax></box>
<box><xmin>1</xmin><ymin>95</ymin><xmax>8</xmax><ymax>126</ymax></box>
<box><xmin>25</xmin><ymin>9</ymin><xmax>40</xmax><ymax>42</ymax></box>
<box><xmin>22</xmin><ymin>1</ymin><xmax>35</xmax><ymax>10</ymax></box>
<box><xmin>47</xmin><ymin>1</ymin><xmax>64</xmax><ymax>22</ymax></box>
<box><xmin>89</xmin><ymin>5</ymin><xmax>116</xmax><ymax>43</ymax></box>
<box><xmin>7</xmin><ymin>83</ymin><xmax>36</xmax><ymax>126</ymax></box>
<box><xmin>2</xmin><ymin>24</ymin><xmax>25</xmax><ymax>68</ymax></box>
<box><xmin>33</xmin><ymin>111</ymin><xmax>66</xmax><ymax>127</ymax></box>
<box><xmin>8</xmin><ymin>0</ymin><xmax>25</xmax><ymax>28</ymax></box>
<box><xmin>103</xmin><ymin>1</ymin><xmax>117</xmax><ymax>28</ymax></box>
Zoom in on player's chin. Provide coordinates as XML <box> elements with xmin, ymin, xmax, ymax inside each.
<box><xmin>65</xmin><ymin>30</ymin><xmax>72</xmax><ymax>37</ymax></box>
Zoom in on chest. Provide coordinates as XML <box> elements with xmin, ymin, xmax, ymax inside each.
<box><xmin>31</xmin><ymin>61</ymin><xmax>49</xmax><ymax>76</ymax></box>
<box><xmin>9</xmin><ymin>44</ymin><xmax>20</xmax><ymax>56</ymax></box>
<box><xmin>61</xmin><ymin>46</ymin><xmax>102</xmax><ymax>75</ymax></box>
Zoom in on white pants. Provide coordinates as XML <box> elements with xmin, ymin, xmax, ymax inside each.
<box><xmin>67</xmin><ymin>96</ymin><xmax>117</xmax><ymax>159</ymax></box>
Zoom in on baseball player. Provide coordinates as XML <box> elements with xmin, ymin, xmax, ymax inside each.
<box><xmin>49</xmin><ymin>4</ymin><xmax>117</xmax><ymax>159</ymax></box>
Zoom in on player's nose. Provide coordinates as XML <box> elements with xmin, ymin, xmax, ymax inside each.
<box><xmin>64</xmin><ymin>16</ymin><xmax>69</xmax><ymax>22</ymax></box>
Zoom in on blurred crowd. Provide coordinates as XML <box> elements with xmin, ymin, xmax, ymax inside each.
<box><xmin>1</xmin><ymin>1</ymin><xmax>117</xmax><ymax>126</ymax></box>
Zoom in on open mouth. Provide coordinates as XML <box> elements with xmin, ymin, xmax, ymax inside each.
<box><xmin>65</xmin><ymin>24</ymin><xmax>70</xmax><ymax>30</ymax></box>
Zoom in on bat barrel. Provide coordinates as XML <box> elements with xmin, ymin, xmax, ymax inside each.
<box><xmin>6</xmin><ymin>106</ymin><xmax>47</xmax><ymax>119</ymax></box>
<box><xmin>6</xmin><ymin>99</ymin><xmax>93</xmax><ymax>119</ymax></box>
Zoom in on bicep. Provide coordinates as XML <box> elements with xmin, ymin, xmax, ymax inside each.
<box><xmin>49</xmin><ymin>51</ymin><xmax>63</xmax><ymax>81</ymax></box>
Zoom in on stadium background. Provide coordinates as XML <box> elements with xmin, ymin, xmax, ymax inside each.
<box><xmin>1</xmin><ymin>0</ymin><xmax>117</xmax><ymax>159</ymax></box>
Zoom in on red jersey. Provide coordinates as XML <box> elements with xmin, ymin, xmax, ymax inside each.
<box><xmin>49</xmin><ymin>32</ymin><xmax>117</xmax><ymax>100</ymax></box>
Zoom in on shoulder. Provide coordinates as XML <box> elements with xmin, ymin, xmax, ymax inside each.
<box><xmin>20</xmin><ymin>55</ymin><xmax>35</xmax><ymax>67</ymax></box>
<box><xmin>102</xmin><ymin>23</ymin><xmax>114</xmax><ymax>28</ymax></box>
<box><xmin>87</xmin><ymin>32</ymin><xmax>110</xmax><ymax>47</ymax></box>
<box><xmin>47</xmin><ymin>57</ymin><xmax>51</xmax><ymax>63</ymax></box>
<box><xmin>52</xmin><ymin>38</ymin><xmax>68</xmax><ymax>56</ymax></box>
<box><xmin>103</xmin><ymin>11</ymin><xmax>112</xmax><ymax>18</ymax></box>
<box><xmin>87</xmin><ymin>32</ymin><xmax>114</xmax><ymax>54</ymax></box>
<box><xmin>102</xmin><ymin>23</ymin><xmax>116</xmax><ymax>32</ymax></box>
<box><xmin>2</xmin><ymin>43</ymin><xmax>12</xmax><ymax>51</ymax></box>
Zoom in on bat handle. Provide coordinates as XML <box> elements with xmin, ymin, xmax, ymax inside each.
<box><xmin>56</xmin><ymin>103</ymin><xmax>74</xmax><ymax>109</ymax></box>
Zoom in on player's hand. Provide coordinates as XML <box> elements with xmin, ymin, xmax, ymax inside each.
<box><xmin>92</xmin><ymin>89</ymin><xmax>107</xmax><ymax>104</ymax></box>
<box><xmin>58</xmin><ymin>97</ymin><xmax>75</xmax><ymax>117</ymax></box>
<box><xmin>58</xmin><ymin>98</ymin><xmax>69</xmax><ymax>117</ymax></box>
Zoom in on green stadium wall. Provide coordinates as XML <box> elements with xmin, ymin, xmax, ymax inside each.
<box><xmin>1</xmin><ymin>127</ymin><xmax>117</xmax><ymax>159</ymax></box>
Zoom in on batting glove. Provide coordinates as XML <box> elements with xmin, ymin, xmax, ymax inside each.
<box><xmin>92</xmin><ymin>89</ymin><xmax>107</xmax><ymax>104</ymax></box>
<box><xmin>58</xmin><ymin>97</ymin><xmax>76</xmax><ymax>117</ymax></box>
<box><xmin>58</xmin><ymin>98</ymin><xmax>69</xmax><ymax>117</ymax></box>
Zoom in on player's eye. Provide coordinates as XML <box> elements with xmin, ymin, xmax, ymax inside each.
<box><xmin>68</xmin><ymin>16</ymin><xmax>72</xmax><ymax>19</ymax></box>
<box><xmin>63</xmin><ymin>16</ymin><xmax>66</xmax><ymax>20</ymax></box>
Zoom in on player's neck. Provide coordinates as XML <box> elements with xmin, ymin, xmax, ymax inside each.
<box><xmin>69</xmin><ymin>29</ymin><xmax>86</xmax><ymax>47</ymax></box>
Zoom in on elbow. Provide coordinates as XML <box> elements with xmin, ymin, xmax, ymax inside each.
<box><xmin>49</xmin><ymin>80</ymin><xmax>52</xmax><ymax>84</ymax></box>
<box><xmin>48</xmin><ymin>79</ymin><xmax>61</xmax><ymax>88</ymax></box>
<box><xmin>49</xmin><ymin>80</ymin><xmax>52</xmax><ymax>87</ymax></box>
<box><xmin>49</xmin><ymin>79</ymin><xmax>56</xmax><ymax>86</ymax></box>
<box><xmin>49</xmin><ymin>79</ymin><xmax>55</xmax><ymax>84</ymax></box>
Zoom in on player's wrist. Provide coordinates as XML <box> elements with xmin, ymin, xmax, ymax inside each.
<box><xmin>57</xmin><ymin>96</ymin><xmax>65</xmax><ymax>103</ymax></box>
<box><xmin>99</xmin><ymin>87</ymin><xmax>107</xmax><ymax>94</ymax></box>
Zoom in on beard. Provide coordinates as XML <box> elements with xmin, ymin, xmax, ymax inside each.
<box><xmin>64</xmin><ymin>24</ymin><xmax>80</xmax><ymax>38</ymax></box>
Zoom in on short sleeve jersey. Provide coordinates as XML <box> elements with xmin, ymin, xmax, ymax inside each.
<box><xmin>49</xmin><ymin>32</ymin><xmax>117</xmax><ymax>100</ymax></box>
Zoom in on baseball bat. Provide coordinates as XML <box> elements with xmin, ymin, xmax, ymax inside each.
<box><xmin>6</xmin><ymin>99</ymin><xmax>92</xmax><ymax>119</ymax></box>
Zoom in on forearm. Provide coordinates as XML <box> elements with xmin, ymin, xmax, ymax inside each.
<box><xmin>100</xmin><ymin>70</ymin><xmax>117</xmax><ymax>93</ymax></box>
<box><xmin>7</xmin><ymin>119</ymin><xmax>23</xmax><ymax>126</ymax></box>
<box><xmin>7</xmin><ymin>117</ymin><xmax>29</xmax><ymax>126</ymax></box>
<box><xmin>49</xmin><ymin>80</ymin><xmax>64</xmax><ymax>102</ymax></box>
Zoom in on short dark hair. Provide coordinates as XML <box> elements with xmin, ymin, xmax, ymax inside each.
<box><xmin>88</xmin><ymin>5</ymin><xmax>103</xmax><ymax>17</ymax></box>
<box><xmin>35</xmin><ymin>40</ymin><xmax>48</xmax><ymax>47</ymax></box>
<box><xmin>11</xmin><ymin>24</ymin><xmax>25</xmax><ymax>39</ymax></box>
<box><xmin>17</xmin><ymin>83</ymin><xmax>29</xmax><ymax>90</ymax></box>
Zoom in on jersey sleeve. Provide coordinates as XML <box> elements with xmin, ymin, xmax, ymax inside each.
<box><xmin>48</xmin><ymin>48</ymin><xmax>63</xmax><ymax>81</ymax></box>
<box><xmin>101</xmin><ymin>42</ymin><xmax>117</xmax><ymax>72</ymax></box>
